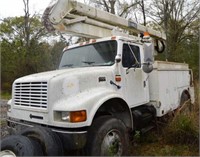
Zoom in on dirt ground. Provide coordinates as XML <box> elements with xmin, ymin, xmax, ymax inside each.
<box><xmin>0</xmin><ymin>100</ymin><xmax>10</xmax><ymax>139</ymax></box>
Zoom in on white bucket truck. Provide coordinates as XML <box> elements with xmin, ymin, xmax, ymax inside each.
<box><xmin>0</xmin><ymin>0</ymin><xmax>194</xmax><ymax>156</ymax></box>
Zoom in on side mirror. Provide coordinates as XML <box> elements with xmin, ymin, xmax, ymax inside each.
<box><xmin>143</xmin><ymin>42</ymin><xmax>154</xmax><ymax>63</ymax></box>
<box><xmin>142</xmin><ymin>63</ymin><xmax>153</xmax><ymax>73</ymax></box>
<box><xmin>143</xmin><ymin>41</ymin><xmax>154</xmax><ymax>73</ymax></box>
<box><xmin>115</xmin><ymin>55</ymin><xmax>121</xmax><ymax>63</ymax></box>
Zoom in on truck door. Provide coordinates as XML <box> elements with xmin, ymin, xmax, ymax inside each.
<box><xmin>122</xmin><ymin>43</ymin><xmax>149</xmax><ymax>107</ymax></box>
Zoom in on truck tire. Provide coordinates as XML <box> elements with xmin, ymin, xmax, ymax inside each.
<box><xmin>0</xmin><ymin>135</ymin><xmax>43</xmax><ymax>156</ymax></box>
<box><xmin>20</xmin><ymin>126</ymin><xmax>63</xmax><ymax>156</ymax></box>
<box><xmin>86</xmin><ymin>116</ymin><xmax>129</xmax><ymax>156</ymax></box>
<box><xmin>180</xmin><ymin>91</ymin><xmax>190</xmax><ymax>106</ymax></box>
<box><xmin>178</xmin><ymin>91</ymin><xmax>192</xmax><ymax>114</ymax></box>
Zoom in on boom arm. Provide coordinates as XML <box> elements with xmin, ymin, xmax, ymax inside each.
<box><xmin>42</xmin><ymin>0</ymin><xmax>166</xmax><ymax>40</ymax></box>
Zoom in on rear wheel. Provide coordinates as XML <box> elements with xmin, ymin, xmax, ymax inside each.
<box><xmin>86</xmin><ymin>116</ymin><xmax>129</xmax><ymax>156</ymax></box>
<box><xmin>180</xmin><ymin>92</ymin><xmax>190</xmax><ymax>106</ymax></box>
<box><xmin>178</xmin><ymin>91</ymin><xmax>192</xmax><ymax>115</ymax></box>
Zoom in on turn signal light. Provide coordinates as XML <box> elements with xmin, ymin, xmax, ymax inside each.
<box><xmin>70</xmin><ymin>110</ymin><xmax>87</xmax><ymax>123</ymax></box>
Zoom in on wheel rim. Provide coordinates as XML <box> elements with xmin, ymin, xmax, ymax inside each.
<box><xmin>0</xmin><ymin>150</ymin><xmax>16</xmax><ymax>157</ymax></box>
<box><xmin>101</xmin><ymin>129</ymin><xmax>123</xmax><ymax>156</ymax></box>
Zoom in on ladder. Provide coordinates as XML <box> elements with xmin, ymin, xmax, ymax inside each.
<box><xmin>43</xmin><ymin>0</ymin><xmax>166</xmax><ymax>41</ymax></box>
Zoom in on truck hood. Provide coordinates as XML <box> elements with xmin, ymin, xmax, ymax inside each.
<box><xmin>14</xmin><ymin>66</ymin><xmax>115</xmax><ymax>96</ymax></box>
<box><xmin>14</xmin><ymin>67</ymin><xmax>113</xmax><ymax>83</ymax></box>
<box><xmin>15</xmin><ymin>69</ymin><xmax>73</xmax><ymax>82</ymax></box>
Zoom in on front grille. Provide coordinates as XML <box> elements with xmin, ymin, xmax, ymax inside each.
<box><xmin>14</xmin><ymin>82</ymin><xmax>48</xmax><ymax>109</ymax></box>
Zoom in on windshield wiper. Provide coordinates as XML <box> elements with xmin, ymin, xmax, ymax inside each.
<box><xmin>62</xmin><ymin>64</ymin><xmax>73</xmax><ymax>68</ymax></box>
<box><xmin>92</xmin><ymin>61</ymin><xmax>114</xmax><ymax>66</ymax></box>
<box><xmin>82</xmin><ymin>61</ymin><xmax>95</xmax><ymax>65</ymax></box>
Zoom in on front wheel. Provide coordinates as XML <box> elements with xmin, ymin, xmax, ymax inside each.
<box><xmin>0</xmin><ymin>135</ymin><xmax>43</xmax><ymax>156</ymax></box>
<box><xmin>86</xmin><ymin>116</ymin><xmax>129</xmax><ymax>156</ymax></box>
<box><xmin>20</xmin><ymin>126</ymin><xmax>63</xmax><ymax>156</ymax></box>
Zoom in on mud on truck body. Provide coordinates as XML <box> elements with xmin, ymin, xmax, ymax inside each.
<box><xmin>0</xmin><ymin>0</ymin><xmax>194</xmax><ymax>156</ymax></box>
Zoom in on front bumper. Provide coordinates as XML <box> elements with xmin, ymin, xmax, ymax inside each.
<box><xmin>7</xmin><ymin>118</ymin><xmax>87</xmax><ymax>150</ymax></box>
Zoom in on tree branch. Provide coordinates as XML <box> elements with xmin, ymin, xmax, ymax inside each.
<box><xmin>119</xmin><ymin>2</ymin><xmax>139</xmax><ymax>17</ymax></box>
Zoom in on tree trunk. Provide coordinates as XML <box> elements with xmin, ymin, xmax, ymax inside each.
<box><xmin>163</xmin><ymin>0</ymin><xmax>169</xmax><ymax>60</ymax></box>
<box><xmin>109</xmin><ymin>0</ymin><xmax>116</xmax><ymax>14</ymax></box>
<box><xmin>23</xmin><ymin>0</ymin><xmax>30</xmax><ymax>50</ymax></box>
<box><xmin>141</xmin><ymin>0</ymin><xmax>146</xmax><ymax>26</ymax></box>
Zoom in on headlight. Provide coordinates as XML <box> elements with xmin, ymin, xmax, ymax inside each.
<box><xmin>7</xmin><ymin>104</ymin><xmax>11</xmax><ymax>112</ymax></box>
<box><xmin>61</xmin><ymin>111</ymin><xmax>70</xmax><ymax>121</ymax></box>
<box><xmin>54</xmin><ymin>110</ymin><xmax>87</xmax><ymax>123</ymax></box>
<box><xmin>7</xmin><ymin>99</ymin><xmax>12</xmax><ymax>112</ymax></box>
<box><xmin>54</xmin><ymin>111</ymin><xmax>70</xmax><ymax>122</ymax></box>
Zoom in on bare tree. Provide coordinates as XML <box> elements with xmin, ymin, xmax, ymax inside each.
<box><xmin>140</xmin><ymin>0</ymin><xmax>146</xmax><ymax>26</ymax></box>
<box><xmin>23</xmin><ymin>0</ymin><xmax>47</xmax><ymax>50</ymax></box>
<box><xmin>147</xmin><ymin>0</ymin><xmax>200</xmax><ymax>60</ymax></box>
<box><xmin>23</xmin><ymin>0</ymin><xmax>30</xmax><ymax>48</ymax></box>
<box><xmin>90</xmin><ymin>0</ymin><xmax>139</xmax><ymax>18</ymax></box>
<box><xmin>22</xmin><ymin>0</ymin><xmax>50</xmax><ymax>73</ymax></box>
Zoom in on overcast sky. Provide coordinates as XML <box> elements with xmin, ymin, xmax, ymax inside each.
<box><xmin>0</xmin><ymin>0</ymin><xmax>52</xmax><ymax>18</ymax></box>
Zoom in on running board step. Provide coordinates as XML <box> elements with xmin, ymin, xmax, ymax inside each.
<box><xmin>141</xmin><ymin>125</ymin><xmax>155</xmax><ymax>134</ymax></box>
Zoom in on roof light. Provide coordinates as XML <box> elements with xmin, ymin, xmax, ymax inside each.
<box><xmin>143</xmin><ymin>32</ymin><xmax>150</xmax><ymax>37</ymax></box>
<box><xmin>79</xmin><ymin>42</ymin><xmax>84</xmax><ymax>46</ymax></box>
<box><xmin>111</xmin><ymin>36</ymin><xmax>116</xmax><ymax>40</ymax></box>
<box><xmin>90</xmin><ymin>39</ymin><xmax>96</xmax><ymax>43</ymax></box>
<box><xmin>63</xmin><ymin>46</ymin><xmax>68</xmax><ymax>51</ymax></box>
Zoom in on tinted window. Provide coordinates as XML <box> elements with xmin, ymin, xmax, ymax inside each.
<box><xmin>122</xmin><ymin>44</ymin><xmax>140</xmax><ymax>68</ymax></box>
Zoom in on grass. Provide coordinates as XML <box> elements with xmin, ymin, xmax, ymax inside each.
<box><xmin>0</xmin><ymin>119</ymin><xmax>7</xmax><ymax>126</ymax></box>
<box><xmin>132</xmin><ymin>114</ymin><xmax>199</xmax><ymax>156</ymax></box>
<box><xmin>1</xmin><ymin>92</ymin><xmax>11</xmax><ymax>100</ymax></box>
<box><xmin>165</xmin><ymin>113</ymin><xmax>198</xmax><ymax>145</ymax></box>
<box><xmin>132</xmin><ymin>82</ymin><xmax>199</xmax><ymax>156</ymax></box>
<box><xmin>134</xmin><ymin>142</ymin><xmax>199</xmax><ymax>156</ymax></box>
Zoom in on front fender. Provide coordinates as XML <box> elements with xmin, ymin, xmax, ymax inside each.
<box><xmin>53</xmin><ymin>87</ymin><xmax>125</xmax><ymax>127</ymax></box>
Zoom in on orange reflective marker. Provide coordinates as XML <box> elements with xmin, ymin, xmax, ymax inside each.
<box><xmin>115</xmin><ymin>75</ymin><xmax>121</xmax><ymax>82</ymax></box>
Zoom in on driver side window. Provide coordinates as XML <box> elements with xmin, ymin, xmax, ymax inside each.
<box><xmin>122</xmin><ymin>44</ymin><xmax>141</xmax><ymax>68</ymax></box>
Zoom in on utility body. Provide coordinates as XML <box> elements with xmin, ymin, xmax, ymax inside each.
<box><xmin>1</xmin><ymin>0</ymin><xmax>194</xmax><ymax>156</ymax></box>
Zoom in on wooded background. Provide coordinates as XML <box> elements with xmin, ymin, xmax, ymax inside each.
<box><xmin>1</xmin><ymin>0</ymin><xmax>199</xmax><ymax>93</ymax></box>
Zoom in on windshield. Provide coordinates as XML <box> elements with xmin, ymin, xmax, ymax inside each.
<box><xmin>59</xmin><ymin>40</ymin><xmax>117</xmax><ymax>69</ymax></box>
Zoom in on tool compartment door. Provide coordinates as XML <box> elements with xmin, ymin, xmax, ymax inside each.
<box><xmin>149</xmin><ymin>61</ymin><xmax>190</xmax><ymax>117</ymax></box>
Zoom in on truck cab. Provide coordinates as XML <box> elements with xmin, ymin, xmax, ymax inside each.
<box><xmin>7</xmin><ymin>36</ymin><xmax>152</xmax><ymax>129</ymax></box>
